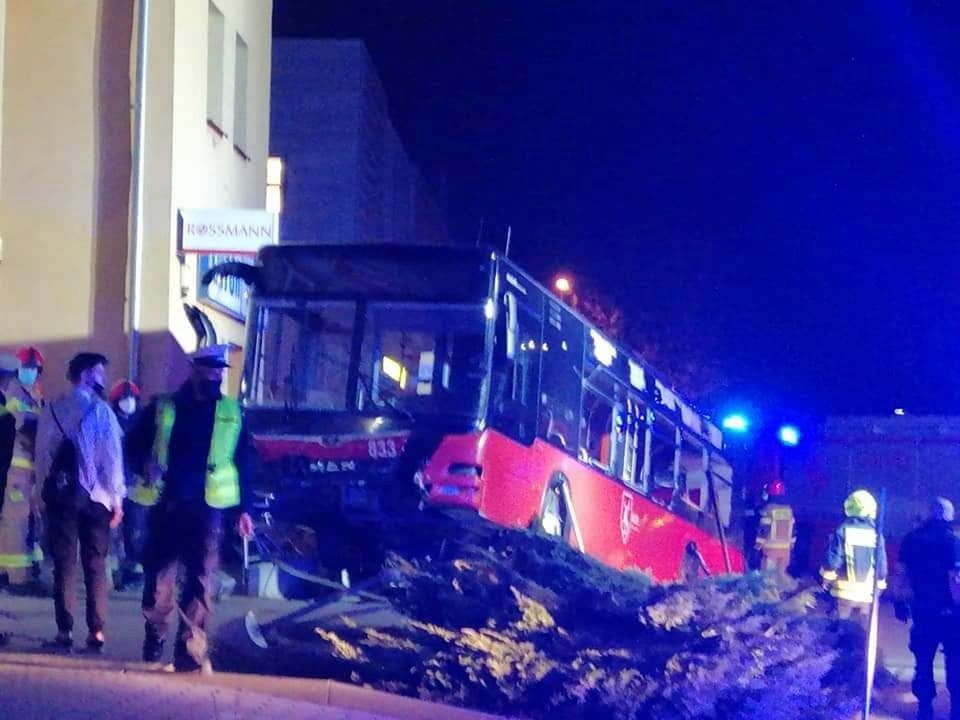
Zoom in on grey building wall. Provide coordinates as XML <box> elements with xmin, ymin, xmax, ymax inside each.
<box><xmin>271</xmin><ymin>39</ymin><xmax>450</xmax><ymax>246</ymax></box>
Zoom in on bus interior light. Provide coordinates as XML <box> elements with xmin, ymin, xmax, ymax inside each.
<box><xmin>381</xmin><ymin>356</ymin><xmax>408</xmax><ymax>389</ymax></box>
<box><xmin>590</xmin><ymin>329</ymin><xmax>617</xmax><ymax>367</ymax></box>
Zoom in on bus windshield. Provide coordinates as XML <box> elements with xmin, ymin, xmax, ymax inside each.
<box><xmin>358</xmin><ymin>302</ymin><xmax>488</xmax><ymax>420</ymax></box>
<box><xmin>246</xmin><ymin>299</ymin><xmax>489</xmax><ymax>420</ymax></box>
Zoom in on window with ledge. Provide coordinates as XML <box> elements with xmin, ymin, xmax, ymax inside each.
<box><xmin>207</xmin><ymin>1</ymin><xmax>225</xmax><ymax>134</ymax></box>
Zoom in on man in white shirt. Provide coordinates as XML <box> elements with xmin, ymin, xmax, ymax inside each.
<box><xmin>35</xmin><ymin>352</ymin><xmax>124</xmax><ymax>651</ymax></box>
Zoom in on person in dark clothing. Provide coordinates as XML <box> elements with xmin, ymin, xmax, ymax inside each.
<box><xmin>130</xmin><ymin>345</ymin><xmax>253</xmax><ymax>672</ymax></box>
<box><xmin>895</xmin><ymin>497</ymin><xmax>960</xmax><ymax>720</ymax></box>
<box><xmin>108</xmin><ymin>380</ymin><xmax>153</xmax><ymax>590</ymax></box>
<box><xmin>0</xmin><ymin>354</ymin><xmax>19</xmax><ymax>518</ymax></box>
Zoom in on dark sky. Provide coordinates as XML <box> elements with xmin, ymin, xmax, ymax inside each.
<box><xmin>274</xmin><ymin>0</ymin><xmax>960</xmax><ymax>418</ymax></box>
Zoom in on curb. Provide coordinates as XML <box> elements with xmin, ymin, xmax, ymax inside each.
<box><xmin>0</xmin><ymin>651</ymin><xmax>508</xmax><ymax>720</ymax></box>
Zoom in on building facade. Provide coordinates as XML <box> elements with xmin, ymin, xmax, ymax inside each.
<box><xmin>0</xmin><ymin>0</ymin><xmax>273</xmax><ymax>397</ymax></box>
<box><xmin>271</xmin><ymin>39</ymin><xmax>450</xmax><ymax>247</ymax></box>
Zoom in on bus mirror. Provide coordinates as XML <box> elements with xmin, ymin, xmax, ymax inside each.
<box><xmin>505</xmin><ymin>292</ymin><xmax>519</xmax><ymax>360</ymax></box>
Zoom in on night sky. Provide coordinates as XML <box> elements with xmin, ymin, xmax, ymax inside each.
<box><xmin>274</xmin><ymin>1</ymin><xmax>960</xmax><ymax>419</ymax></box>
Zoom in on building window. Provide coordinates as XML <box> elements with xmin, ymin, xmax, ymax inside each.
<box><xmin>233</xmin><ymin>34</ymin><xmax>249</xmax><ymax>155</ymax></box>
<box><xmin>207</xmin><ymin>1</ymin><xmax>225</xmax><ymax>133</ymax></box>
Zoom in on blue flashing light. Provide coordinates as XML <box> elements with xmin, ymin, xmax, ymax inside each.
<box><xmin>778</xmin><ymin>425</ymin><xmax>800</xmax><ymax>447</ymax></box>
<box><xmin>721</xmin><ymin>414</ymin><xmax>750</xmax><ymax>433</ymax></box>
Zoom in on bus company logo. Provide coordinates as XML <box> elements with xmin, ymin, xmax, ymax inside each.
<box><xmin>620</xmin><ymin>492</ymin><xmax>641</xmax><ymax>544</ymax></box>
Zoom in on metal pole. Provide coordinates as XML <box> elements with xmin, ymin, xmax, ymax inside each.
<box><xmin>862</xmin><ymin>487</ymin><xmax>886</xmax><ymax>720</ymax></box>
<box><xmin>127</xmin><ymin>0</ymin><xmax>150</xmax><ymax>383</ymax></box>
<box><xmin>708</xmin><ymin>465</ymin><xmax>733</xmax><ymax>573</ymax></box>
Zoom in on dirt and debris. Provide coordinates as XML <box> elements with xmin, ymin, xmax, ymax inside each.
<box><xmin>216</xmin><ymin>525</ymin><xmax>870</xmax><ymax>720</ymax></box>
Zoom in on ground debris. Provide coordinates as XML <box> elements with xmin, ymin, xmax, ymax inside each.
<box><xmin>249</xmin><ymin>523</ymin><xmax>865</xmax><ymax>719</ymax></box>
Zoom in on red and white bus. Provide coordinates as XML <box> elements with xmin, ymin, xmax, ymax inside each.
<box><xmin>230</xmin><ymin>244</ymin><xmax>743</xmax><ymax>582</ymax></box>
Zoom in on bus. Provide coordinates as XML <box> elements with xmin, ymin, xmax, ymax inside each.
<box><xmin>223</xmin><ymin>244</ymin><xmax>743</xmax><ymax>582</ymax></box>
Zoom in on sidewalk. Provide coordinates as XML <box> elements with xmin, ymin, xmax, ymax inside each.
<box><xmin>0</xmin><ymin>587</ymin><xmax>503</xmax><ymax>720</ymax></box>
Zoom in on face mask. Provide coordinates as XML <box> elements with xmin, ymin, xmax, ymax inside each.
<box><xmin>18</xmin><ymin>367</ymin><xmax>38</xmax><ymax>387</ymax></box>
<box><xmin>92</xmin><ymin>382</ymin><xmax>105</xmax><ymax>397</ymax></box>
<box><xmin>118</xmin><ymin>397</ymin><xmax>137</xmax><ymax>415</ymax></box>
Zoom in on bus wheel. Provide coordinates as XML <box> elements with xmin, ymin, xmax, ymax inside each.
<box><xmin>536</xmin><ymin>476</ymin><xmax>570</xmax><ymax>540</ymax></box>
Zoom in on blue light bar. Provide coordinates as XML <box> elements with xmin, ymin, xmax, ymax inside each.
<box><xmin>778</xmin><ymin>425</ymin><xmax>800</xmax><ymax>446</ymax></box>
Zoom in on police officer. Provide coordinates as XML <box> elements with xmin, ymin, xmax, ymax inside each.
<box><xmin>820</xmin><ymin>489</ymin><xmax>888</xmax><ymax>624</ymax></box>
<box><xmin>133</xmin><ymin>345</ymin><xmax>253</xmax><ymax>671</ymax></box>
<box><xmin>895</xmin><ymin>497</ymin><xmax>960</xmax><ymax>720</ymax></box>
<box><xmin>754</xmin><ymin>479</ymin><xmax>795</xmax><ymax>583</ymax></box>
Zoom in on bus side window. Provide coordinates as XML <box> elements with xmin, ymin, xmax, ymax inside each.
<box><xmin>580</xmin><ymin>387</ymin><xmax>613</xmax><ymax>469</ymax></box>
<box><xmin>490</xmin><ymin>290</ymin><xmax>542</xmax><ymax>445</ymax></box>
<box><xmin>648</xmin><ymin>411</ymin><xmax>679</xmax><ymax>506</ymax></box>
<box><xmin>539</xmin><ymin>301</ymin><xmax>583</xmax><ymax>455</ymax></box>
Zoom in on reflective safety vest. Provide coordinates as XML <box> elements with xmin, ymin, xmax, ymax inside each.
<box><xmin>6</xmin><ymin>387</ymin><xmax>40</xmax><ymax>472</ymax></box>
<box><xmin>151</xmin><ymin>396</ymin><xmax>242</xmax><ymax>509</ymax></box>
<box><xmin>128</xmin><ymin>475</ymin><xmax>162</xmax><ymax>507</ymax></box>
<box><xmin>821</xmin><ymin>523</ymin><xmax>887</xmax><ymax>604</ymax></box>
<box><xmin>756</xmin><ymin>503</ymin><xmax>795</xmax><ymax>552</ymax></box>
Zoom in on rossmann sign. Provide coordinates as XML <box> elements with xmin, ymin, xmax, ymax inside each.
<box><xmin>179</xmin><ymin>208</ymin><xmax>277</xmax><ymax>255</ymax></box>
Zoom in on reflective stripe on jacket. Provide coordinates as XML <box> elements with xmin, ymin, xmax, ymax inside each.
<box><xmin>6</xmin><ymin>389</ymin><xmax>39</xmax><ymax>471</ymax></box>
<box><xmin>756</xmin><ymin>503</ymin><xmax>795</xmax><ymax>551</ymax></box>
<box><xmin>152</xmin><ymin>396</ymin><xmax>241</xmax><ymax>509</ymax></box>
<box><xmin>821</xmin><ymin>517</ymin><xmax>888</xmax><ymax>603</ymax></box>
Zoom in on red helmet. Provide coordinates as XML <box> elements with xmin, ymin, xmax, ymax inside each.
<box><xmin>767</xmin><ymin>479</ymin><xmax>786</xmax><ymax>497</ymax></box>
<box><xmin>15</xmin><ymin>346</ymin><xmax>44</xmax><ymax>368</ymax></box>
<box><xmin>108</xmin><ymin>380</ymin><xmax>140</xmax><ymax>405</ymax></box>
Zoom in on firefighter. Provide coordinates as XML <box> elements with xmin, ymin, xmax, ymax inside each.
<box><xmin>820</xmin><ymin>489</ymin><xmax>888</xmax><ymax>624</ymax></box>
<box><xmin>894</xmin><ymin>497</ymin><xmax>960</xmax><ymax>720</ymax></box>
<box><xmin>133</xmin><ymin>345</ymin><xmax>254</xmax><ymax>671</ymax></box>
<box><xmin>0</xmin><ymin>346</ymin><xmax>44</xmax><ymax>584</ymax></box>
<box><xmin>754</xmin><ymin>479</ymin><xmax>795</xmax><ymax>583</ymax></box>
<box><xmin>108</xmin><ymin>380</ymin><xmax>154</xmax><ymax>590</ymax></box>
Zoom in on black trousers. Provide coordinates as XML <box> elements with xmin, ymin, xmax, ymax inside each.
<box><xmin>911</xmin><ymin>612</ymin><xmax>960</xmax><ymax>707</ymax></box>
<box><xmin>141</xmin><ymin>500</ymin><xmax>222</xmax><ymax>668</ymax></box>
<box><xmin>47</xmin><ymin>493</ymin><xmax>112</xmax><ymax>635</ymax></box>
<box><xmin>121</xmin><ymin>499</ymin><xmax>150</xmax><ymax>569</ymax></box>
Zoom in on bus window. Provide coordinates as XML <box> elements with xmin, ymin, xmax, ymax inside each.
<box><xmin>580</xmin><ymin>362</ymin><xmax>633</xmax><ymax>479</ymax></box>
<box><xmin>622</xmin><ymin>394</ymin><xmax>648</xmax><ymax>490</ymax></box>
<box><xmin>252</xmin><ymin>301</ymin><xmax>357</xmax><ymax>410</ymax></box>
<box><xmin>539</xmin><ymin>301</ymin><xmax>583</xmax><ymax>453</ymax></box>
<box><xmin>648</xmin><ymin>411</ymin><xmax>679</xmax><ymax>506</ymax></box>
<box><xmin>710</xmin><ymin>454</ymin><xmax>734</xmax><ymax>528</ymax></box>
<box><xmin>490</xmin><ymin>290</ymin><xmax>542</xmax><ymax>444</ymax></box>
<box><xmin>679</xmin><ymin>434</ymin><xmax>709</xmax><ymax>513</ymax></box>
<box><xmin>581</xmin><ymin>387</ymin><xmax>613</xmax><ymax>469</ymax></box>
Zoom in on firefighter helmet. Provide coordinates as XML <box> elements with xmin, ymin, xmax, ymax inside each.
<box><xmin>15</xmin><ymin>346</ymin><xmax>44</xmax><ymax>368</ymax></box>
<box><xmin>844</xmin><ymin>489</ymin><xmax>877</xmax><ymax>520</ymax></box>
<box><xmin>108</xmin><ymin>380</ymin><xmax>141</xmax><ymax>405</ymax></box>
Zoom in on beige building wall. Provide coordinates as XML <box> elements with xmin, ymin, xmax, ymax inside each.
<box><xmin>0</xmin><ymin>0</ymin><xmax>272</xmax><ymax>398</ymax></box>
<box><xmin>0</xmin><ymin>0</ymin><xmax>133</xmax><ymax>394</ymax></box>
